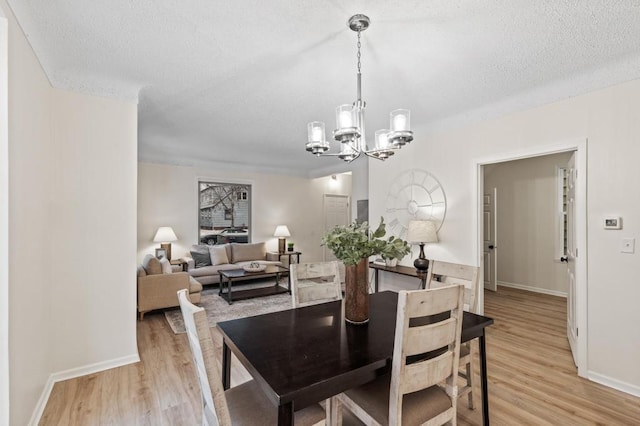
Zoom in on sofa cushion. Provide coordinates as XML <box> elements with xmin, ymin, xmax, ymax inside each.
<box><xmin>142</xmin><ymin>254</ymin><xmax>162</xmax><ymax>275</ymax></box>
<box><xmin>190</xmin><ymin>250</ymin><xmax>212</xmax><ymax>268</ymax></box>
<box><xmin>160</xmin><ymin>257</ymin><xmax>172</xmax><ymax>274</ymax></box>
<box><xmin>209</xmin><ymin>245</ymin><xmax>229</xmax><ymax>265</ymax></box>
<box><xmin>231</xmin><ymin>242</ymin><xmax>266</xmax><ymax>263</ymax></box>
<box><xmin>137</xmin><ymin>265</ymin><xmax>147</xmax><ymax>278</ymax></box>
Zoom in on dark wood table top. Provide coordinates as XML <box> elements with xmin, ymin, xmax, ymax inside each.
<box><xmin>217</xmin><ymin>291</ymin><xmax>493</xmax><ymax>410</ymax></box>
<box><xmin>369</xmin><ymin>262</ymin><xmax>427</xmax><ymax>278</ymax></box>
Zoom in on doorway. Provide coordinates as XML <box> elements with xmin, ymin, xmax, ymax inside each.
<box><xmin>475</xmin><ymin>139</ymin><xmax>587</xmax><ymax>377</ymax></box>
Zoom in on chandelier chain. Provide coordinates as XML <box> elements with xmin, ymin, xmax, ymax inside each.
<box><xmin>357</xmin><ymin>30</ymin><xmax>362</xmax><ymax>74</ymax></box>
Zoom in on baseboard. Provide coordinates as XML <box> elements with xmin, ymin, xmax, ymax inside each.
<box><xmin>497</xmin><ymin>281</ymin><xmax>567</xmax><ymax>298</ymax></box>
<box><xmin>588</xmin><ymin>371</ymin><xmax>640</xmax><ymax>397</ymax></box>
<box><xmin>28</xmin><ymin>353</ymin><xmax>140</xmax><ymax>426</ymax></box>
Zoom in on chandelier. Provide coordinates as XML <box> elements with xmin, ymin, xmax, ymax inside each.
<box><xmin>306</xmin><ymin>14</ymin><xmax>413</xmax><ymax>162</ymax></box>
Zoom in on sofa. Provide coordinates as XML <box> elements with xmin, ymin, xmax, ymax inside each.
<box><xmin>137</xmin><ymin>254</ymin><xmax>203</xmax><ymax>320</ymax></box>
<box><xmin>183</xmin><ymin>242</ymin><xmax>282</xmax><ymax>285</ymax></box>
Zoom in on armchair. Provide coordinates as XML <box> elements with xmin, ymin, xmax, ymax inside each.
<box><xmin>137</xmin><ymin>254</ymin><xmax>202</xmax><ymax>320</ymax></box>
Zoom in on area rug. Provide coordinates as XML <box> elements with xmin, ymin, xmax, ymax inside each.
<box><xmin>164</xmin><ymin>283</ymin><xmax>293</xmax><ymax>334</ymax></box>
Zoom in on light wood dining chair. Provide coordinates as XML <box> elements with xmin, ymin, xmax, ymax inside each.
<box><xmin>335</xmin><ymin>285</ymin><xmax>465</xmax><ymax>426</ymax></box>
<box><xmin>177</xmin><ymin>289</ymin><xmax>326</xmax><ymax>426</ymax></box>
<box><xmin>290</xmin><ymin>261</ymin><xmax>342</xmax><ymax>308</ymax></box>
<box><xmin>426</xmin><ymin>261</ymin><xmax>480</xmax><ymax>409</ymax></box>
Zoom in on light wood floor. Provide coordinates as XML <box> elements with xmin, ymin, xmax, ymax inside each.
<box><xmin>40</xmin><ymin>287</ymin><xmax>640</xmax><ymax>425</ymax></box>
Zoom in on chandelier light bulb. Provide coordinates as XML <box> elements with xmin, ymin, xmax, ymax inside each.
<box><xmin>305</xmin><ymin>14</ymin><xmax>413</xmax><ymax>162</ymax></box>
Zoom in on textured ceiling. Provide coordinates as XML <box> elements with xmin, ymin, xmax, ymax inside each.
<box><xmin>9</xmin><ymin>0</ymin><xmax>640</xmax><ymax>176</ymax></box>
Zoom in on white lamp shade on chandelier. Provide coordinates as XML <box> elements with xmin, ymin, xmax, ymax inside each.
<box><xmin>153</xmin><ymin>226</ymin><xmax>178</xmax><ymax>243</ymax></box>
<box><xmin>407</xmin><ymin>220</ymin><xmax>438</xmax><ymax>244</ymax></box>
<box><xmin>305</xmin><ymin>14</ymin><xmax>413</xmax><ymax>162</ymax></box>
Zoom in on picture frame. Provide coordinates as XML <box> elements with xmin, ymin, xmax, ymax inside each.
<box><xmin>155</xmin><ymin>248</ymin><xmax>167</xmax><ymax>259</ymax></box>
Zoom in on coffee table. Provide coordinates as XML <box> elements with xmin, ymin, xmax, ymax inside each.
<box><xmin>218</xmin><ymin>264</ymin><xmax>290</xmax><ymax>305</ymax></box>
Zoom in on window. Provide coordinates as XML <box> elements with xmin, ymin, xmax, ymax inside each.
<box><xmin>556</xmin><ymin>167</ymin><xmax>568</xmax><ymax>258</ymax></box>
<box><xmin>198</xmin><ymin>181</ymin><xmax>251</xmax><ymax>245</ymax></box>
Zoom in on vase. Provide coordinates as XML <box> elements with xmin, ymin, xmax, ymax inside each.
<box><xmin>385</xmin><ymin>258</ymin><xmax>398</xmax><ymax>267</ymax></box>
<box><xmin>344</xmin><ymin>258</ymin><xmax>370</xmax><ymax>324</ymax></box>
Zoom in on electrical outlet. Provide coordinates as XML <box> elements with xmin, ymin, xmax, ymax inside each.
<box><xmin>621</xmin><ymin>238</ymin><xmax>635</xmax><ymax>254</ymax></box>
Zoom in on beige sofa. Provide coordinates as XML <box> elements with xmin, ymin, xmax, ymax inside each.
<box><xmin>137</xmin><ymin>254</ymin><xmax>203</xmax><ymax>320</ymax></box>
<box><xmin>183</xmin><ymin>242</ymin><xmax>282</xmax><ymax>285</ymax></box>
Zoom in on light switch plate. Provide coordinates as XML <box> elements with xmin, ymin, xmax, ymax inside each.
<box><xmin>621</xmin><ymin>238</ymin><xmax>635</xmax><ymax>254</ymax></box>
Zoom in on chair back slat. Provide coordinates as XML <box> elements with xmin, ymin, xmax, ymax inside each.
<box><xmin>401</xmin><ymin>351</ymin><xmax>455</xmax><ymax>394</ymax></box>
<box><xmin>426</xmin><ymin>261</ymin><xmax>480</xmax><ymax>313</ymax></box>
<box><xmin>178</xmin><ymin>289</ymin><xmax>231</xmax><ymax>426</ymax></box>
<box><xmin>405</xmin><ymin>318</ymin><xmax>457</xmax><ymax>356</ymax></box>
<box><xmin>405</xmin><ymin>284</ymin><xmax>462</xmax><ymax>316</ymax></box>
<box><xmin>291</xmin><ymin>261</ymin><xmax>342</xmax><ymax>308</ymax></box>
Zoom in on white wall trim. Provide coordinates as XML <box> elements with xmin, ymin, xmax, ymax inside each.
<box><xmin>497</xmin><ymin>281</ymin><xmax>567</xmax><ymax>298</ymax></box>
<box><xmin>587</xmin><ymin>371</ymin><xmax>640</xmax><ymax>398</ymax></box>
<box><xmin>474</xmin><ymin>137</ymin><xmax>588</xmax><ymax>378</ymax></box>
<box><xmin>28</xmin><ymin>353</ymin><xmax>140</xmax><ymax>426</ymax></box>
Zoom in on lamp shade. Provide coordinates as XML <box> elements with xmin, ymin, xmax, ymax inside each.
<box><xmin>273</xmin><ymin>225</ymin><xmax>291</xmax><ymax>238</ymax></box>
<box><xmin>153</xmin><ymin>226</ymin><xmax>178</xmax><ymax>243</ymax></box>
<box><xmin>407</xmin><ymin>220</ymin><xmax>438</xmax><ymax>244</ymax></box>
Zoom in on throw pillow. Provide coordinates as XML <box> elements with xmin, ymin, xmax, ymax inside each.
<box><xmin>209</xmin><ymin>245</ymin><xmax>229</xmax><ymax>265</ymax></box>
<box><xmin>159</xmin><ymin>257</ymin><xmax>172</xmax><ymax>274</ymax></box>
<box><xmin>190</xmin><ymin>250</ymin><xmax>212</xmax><ymax>268</ymax></box>
<box><xmin>142</xmin><ymin>254</ymin><xmax>162</xmax><ymax>275</ymax></box>
<box><xmin>231</xmin><ymin>242</ymin><xmax>266</xmax><ymax>263</ymax></box>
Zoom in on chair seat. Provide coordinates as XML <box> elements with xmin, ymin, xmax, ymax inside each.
<box><xmin>226</xmin><ymin>380</ymin><xmax>325</xmax><ymax>426</ymax></box>
<box><xmin>342</xmin><ymin>374</ymin><xmax>452</xmax><ymax>426</ymax></box>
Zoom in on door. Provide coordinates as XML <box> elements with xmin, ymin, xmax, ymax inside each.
<box><xmin>483</xmin><ymin>188</ymin><xmax>497</xmax><ymax>291</ymax></box>
<box><xmin>566</xmin><ymin>153</ymin><xmax>578</xmax><ymax>366</ymax></box>
<box><xmin>323</xmin><ymin>195</ymin><xmax>350</xmax><ymax>261</ymax></box>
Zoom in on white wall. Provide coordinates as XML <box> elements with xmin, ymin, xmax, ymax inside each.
<box><xmin>370</xmin><ymin>79</ymin><xmax>640</xmax><ymax>394</ymax></box>
<box><xmin>0</xmin><ymin>12</ymin><xmax>9</xmax><ymax>426</ymax></box>
<box><xmin>49</xmin><ymin>89</ymin><xmax>138</xmax><ymax>373</ymax></box>
<box><xmin>350</xmin><ymin>159</ymin><xmax>369</xmax><ymax>221</ymax></box>
<box><xmin>3</xmin><ymin>0</ymin><xmax>139</xmax><ymax>423</ymax></box>
<box><xmin>484</xmin><ymin>153</ymin><xmax>572</xmax><ymax>295</ymax></box>
<box><xmin>138</xmin><ymin>162</ymin><xmax>352</xmax><ymax>264</ymax></box>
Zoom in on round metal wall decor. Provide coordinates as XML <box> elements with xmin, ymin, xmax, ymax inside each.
<box><xmin>384</xmin><ymin>169</ymin><xmax>447</xmax><ymax>238</ymax></box>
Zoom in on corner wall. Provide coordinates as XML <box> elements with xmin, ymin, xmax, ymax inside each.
<box><xmin>369</xmin><ymin>78</ymin><xmax>640</xmax><ymax>394</ymax></box>
<box><xmin>3</xmin><ymin>0</ymin><xmax>139</xmax><ymax>423</ymax></box>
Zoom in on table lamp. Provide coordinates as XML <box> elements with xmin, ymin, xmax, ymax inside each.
<box><xmin>153</xmin><ymin>226</ymin><xmax>178</xmax><ymax>260</ymax></box>
<box><xmin>273</xmin><ymin>225</ymin><xmax>291</xmax><ymax>254</ymax></box>
<box><xmin>407</xmin><ymin>220</ymin><xmax>438</xmax><ymax>273</ymax></box>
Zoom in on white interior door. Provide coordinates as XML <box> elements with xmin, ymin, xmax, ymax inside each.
<box><xmin>323</xmin><ymin>195</ymin><xmax>350</xmax><ymax>261</ymax></box>
<box><xmin>483</xmin><ymin>188</ymin><xmax>497</xmax><ymax>291</ymax></box>
<box><xmin>566</xmin><ymin>153</ymin><xmax>578</xmax><ymax>366</ymax></box>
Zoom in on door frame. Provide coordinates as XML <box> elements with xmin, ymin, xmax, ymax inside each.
<box><xmin>473</xmin><ymin>138</ymin><xmax>588</xmax><ymax>377</ymax></box>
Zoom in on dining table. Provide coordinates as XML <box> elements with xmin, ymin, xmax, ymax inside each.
<box><xmin>217</xmin><ymin>290</ymin><xmax>494</xmax><ymax>425</ymax></box>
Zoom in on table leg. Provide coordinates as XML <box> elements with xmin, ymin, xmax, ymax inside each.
<box><xmin>222</xmin><ymin>341</ymin><xmax>231</xmax><ymax>390</ymax></box>
<box><xmin>218</xmin><ymin>273</ymin><xmax>223</xmax><ymax>296</ymax></box>
<box><xmin>479</xmin><ymin>332</ymin><xmax>490</xmax><ymax>425</ymax></box>
<box><xmin>278</xmin><ymin>402</ymin><xmax>294</xmax><ymax>426</ymax></box>
<box><xmin>374</xmin><ymin>268</ymin><xmax>379</xmax><ymax>293</ymax></box>
<box><xmin>228</xmin><ymin>278</ymin><xmax>233</xmax><ymax>305</ymax></box>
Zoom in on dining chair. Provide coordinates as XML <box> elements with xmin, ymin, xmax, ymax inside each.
<box><xmin>290</xmin><ymin>261</ymin><xmax>342</xmax><ymax>308</ymax></box>
<box><xmin>177</xmin><ymin>289</ymin><xmax>326</xmax><ymax>426</ymax></box>
<box><xmin>426</xmin><ymin>261</ymin><xmax>481</xmax><ymax>409</ymax></box>
<box><xmin>335</xmin><ymin>285</ymin><xmax>465</xmax><ymax>426</ymax></box>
